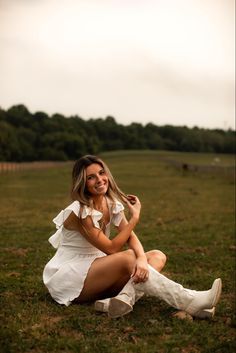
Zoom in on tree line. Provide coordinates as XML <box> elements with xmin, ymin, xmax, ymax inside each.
<box><xmin>0</xmin><ymin>104</ymin><xmax>235</xmax><ymax>161</ymax></box>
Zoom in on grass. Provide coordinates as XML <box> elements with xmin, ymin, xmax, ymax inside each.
<box><xmin>0</xmin><ymin>151</ymin><xmax>235</xmax><ymax>353</ymax></box>
<box><xmin>101</xmin><ymin>149</ymin><xmax>235</xmax><ymax>166</ymax></box>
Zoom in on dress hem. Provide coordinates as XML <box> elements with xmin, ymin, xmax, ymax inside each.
<box><xmin>44</xmin><ymin>251</ymin><xmax>106</xmax><ymax>306</ymax></box>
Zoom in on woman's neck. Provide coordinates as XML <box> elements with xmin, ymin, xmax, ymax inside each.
<box><xmin>92</xmin><ymin>195</ymin><xmax>105</xmax><ymax>210</ymax></box>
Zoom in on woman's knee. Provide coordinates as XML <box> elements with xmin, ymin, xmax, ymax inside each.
<box><xmin>146</xmin><ymin>249</ymin><xmax>167</xmax><ymax>268</ymax></box>
<box><xmin>118</xmin><ymin>249</ymin><xmax>136</xmax><ymax>274</ymax></box>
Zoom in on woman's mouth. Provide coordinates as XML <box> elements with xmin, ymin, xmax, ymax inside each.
<box><xmin>95</xmin><ymin>183</ymin><xmax>107</xmax><ymax>191</ymax></box>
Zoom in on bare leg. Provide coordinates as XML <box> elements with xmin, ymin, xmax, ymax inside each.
<box><xmin>101</xmin><ymin>249</ymin><xmax>167</xmax><ymax>297</ymax></box>
<box><xmin>105</xmin><ymin>251</ymin><xmax>167</xmax><ymax>318</ymax></box>
<box><xmin>76</xmin><ymin>250</ymin><xmax>136</xmax><ymax>302</ymax></box>
<box><xmin>93</xmin><ymin>249</ymin><xmax>167</xmax><ymax>312</ymax></box>
<box><xmin>146</xmin><ymin>249</ymin><xmax>167</xmax><ymax>272</ymax></box>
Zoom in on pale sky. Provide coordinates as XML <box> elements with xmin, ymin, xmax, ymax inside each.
<box><xmin>0</xmin><ymin>0</ymin><xmax>235</xmax><ymax>129</ymax></box>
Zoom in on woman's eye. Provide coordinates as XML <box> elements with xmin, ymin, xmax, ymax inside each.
<box><xmin>87</xmin><ymin>176</ymin><xmax>93</xmax><ymax>180</ymax></box>
<box><xmin>100</xmin><ymin>170</ymin><xmax>105</xmax><ymax>175</ymax></box>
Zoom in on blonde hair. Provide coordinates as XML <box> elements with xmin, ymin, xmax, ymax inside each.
<box><xmin>71</xmin><ymin>155</ymin><xmax>128</xmax><ymax>209</ymax></box>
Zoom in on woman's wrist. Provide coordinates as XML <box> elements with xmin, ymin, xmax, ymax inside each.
<box><xmin>129</xmin><ymin>216</ymin><xmax>139</xmax><ymax>226</ymax></box>
<box><xmin>132</xmin><ymin>211</ymin><xmax>140</xmax><ymax>220</ymax></box>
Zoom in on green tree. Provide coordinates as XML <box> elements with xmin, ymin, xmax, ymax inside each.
<box><xmin>0</xmin><ymin>105</ymin><xmax>235</xmax><ymax>161</ymax></box>
<box><xmin>0</xmin><ymin>121</ymin><xmax>21</xmax><ymax>161</ymax></box>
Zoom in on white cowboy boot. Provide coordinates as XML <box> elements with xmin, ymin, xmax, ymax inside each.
<box><xmin>95</xmin><ymin>291</ymin><xmax>144</xmax><ymax>313</ymax></box>
<box><xmin>194</xmin><ymin>307</ymin><xmax>216</xmax><ymax>319</ymax></box>
<box><xmin>97</xmin><ymin>294</ymin><xmax>215</xmax><ymax>319</ymax></box>
<box><xmin>94</xmin><ymin>298</ymin><xmax>110</xmax><ymax>313</ymax></box>
<box><xmin>108</xmin><ymin>265</ymin><xmax>222</xmax><ymax>318</ymax></box>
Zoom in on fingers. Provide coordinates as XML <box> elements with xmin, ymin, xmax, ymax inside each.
<box><xmin>132</xmin><ymin>276</ymin><xmax>148</xmax><ymax>284</ymax></box>
<box><xmin>131</xmin><ymin>270</ymin><xmax>149</xmax><ymax>284</ymax></box>
<box><xmin>122</xmin><ymin>194</ymin><xmax>140</xmax><ymax>205</ymax></box>
<box><xmin>127</xmin><ymin>195</ymin><xmax>140</xmax><ymax>205</ymax></box>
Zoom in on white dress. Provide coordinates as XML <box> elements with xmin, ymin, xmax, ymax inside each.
<box><xmin>43</xmin><ymin>197</ymin><xmax>124</xmax><ymax>306</ymax></box>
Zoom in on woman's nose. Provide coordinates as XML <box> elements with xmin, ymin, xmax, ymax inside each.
<box><xmin>96</xmin><ymin>175</ymin><xmax>102</xmax><ymax>183</ymax></box>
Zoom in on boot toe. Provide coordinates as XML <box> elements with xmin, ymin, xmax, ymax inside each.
<box><xmin>194</xmin><ymin>307</ymin><xmax>216</xmax><ymax>319</ymax></box>
<box><xmin>211</xmin><ymin>278</ymin><xmax>222</xmax><ymax>307</ymax></box>
<box><xmin>94</xmin><ymin>299</ymin><xmax>109</xmax><ymax>312</ymax></box>
<box><xmin>108</xmin><ymin>298</ymin><xmax>133</xmax><ymax>318</ymax></box>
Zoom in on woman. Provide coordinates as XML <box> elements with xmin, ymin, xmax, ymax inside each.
<box><xmin>43</xmin><ymin>155</ymin><xmax>222</xmax><ymax>319</ymax></box>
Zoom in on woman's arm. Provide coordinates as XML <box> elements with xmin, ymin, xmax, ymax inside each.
<box><xmin>118</xmin><ymin>217</ymin><xmax>146</xmax><ymax>257</ymax></box>
<box><xmin>76</xmin><ymin>196</ymin><xmax>141</xmax><ymax>255</ymax></box>
<box><xmin>80</xmin><ymin>214</ymin><xmax>137</xmax><ymax>254</ymax></box>
<box><xmin>117</xmin><ymin>216</ymin><xmax>149</xmax><ymax>283</ymax></box>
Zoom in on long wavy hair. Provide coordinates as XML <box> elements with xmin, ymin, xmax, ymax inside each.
<box><xmin>71</xmin><ymin>155</ymin><xmax>128</xmax><ymax>208</ymax></box>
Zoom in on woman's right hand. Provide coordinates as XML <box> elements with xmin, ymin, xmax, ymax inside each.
<box><xmin>125</xmin><ymin>195</ymin><xmax>141</xmax><ymax>220</ymax></box>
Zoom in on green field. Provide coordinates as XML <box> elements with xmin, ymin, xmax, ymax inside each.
<box><xmin>0</xmin><ymin>151</ymin><xmax>235</xmax><ymax>353</ymax></box>
<box><xmin>102</xmin><ymin>150</ymin><xmax>236</xmax><ymax>166</ymax></box>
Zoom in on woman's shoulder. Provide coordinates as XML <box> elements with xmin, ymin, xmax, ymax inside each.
<box><xmin>65</xmin><ymin>200</ymin><xmax>81</xmax><ymax>214</ymax></box>
<box><xmin>52</xmin><ymin>200</ymin><xmax>81</xmax><ymax>228</ymax></box>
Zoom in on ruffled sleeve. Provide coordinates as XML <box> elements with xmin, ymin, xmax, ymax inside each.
<box><xmin>111</xmin><ymin>200</ymin><xmax>125</xmax><ymax>227</ymax></box>
<box><xmin>48</xmin><ymin>201</ymin><xmax>81</xmax><ymax>248</ymax></box>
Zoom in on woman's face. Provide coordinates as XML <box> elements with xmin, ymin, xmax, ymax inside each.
<box><xmin>85</xmin><ymin>163</ymin><xmax>109</xmax><ymax>196</ymax></box>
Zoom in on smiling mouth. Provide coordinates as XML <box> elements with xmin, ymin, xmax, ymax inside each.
<box><xmin>95</xmin><ymin>184</ymin><xmax>106</xmax><ymax>190</ymax></box>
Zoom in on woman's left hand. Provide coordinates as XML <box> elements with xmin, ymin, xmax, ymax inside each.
<box><xmin>131</xmin><ymin>256</ymin><xmax>149</xmax><ymax>283</ymax></box>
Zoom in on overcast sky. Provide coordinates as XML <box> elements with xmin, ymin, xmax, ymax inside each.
<box><xmin>0</xmin><ymin>0</ymin><xmax>235</xmax><ymax>129</ymax></box>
